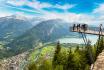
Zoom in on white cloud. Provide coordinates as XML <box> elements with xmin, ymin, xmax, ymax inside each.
<box><xmin>7</xmin><ymin>0</ymin><xmax>27</xmax><ymax>6</ymax></box>
<box><xmin>0</xmin><ymin>12</ymin><xmax>12</xmax><ymax>17</ymax></box>
<box><xmin>27</xmin><ymin>1</ymin><xmax>52</xmax><ymax>9</ymax></box>
<box><xmin>55</xmin><ymin>4</ymin><xmax>75</xmax><ymax>10</ymax></box>
<box><xmin>4</xmin><ymin>0</ymin><xmax>104</xmax><ymax>25</ymax></box>
<box><xmin>6</xmin><ymin>0</ymin><xmax>52</xmax><ymax>9</ymax></box>
<box><xmin>6</xmin><ymin>4</ymin><xmax>41</xmax><ymax>14</ymax></box>
<box><xmin>41</xmin><ymin>12</ymin><xmax>95</xmax><ymax>24</ymax></box>
<box><xmin>6</xmin><ymin>0</ymin><xmax>75</xmax><ymax>11</ymax></box>
<box><xmin>27</xmin><ymin>1</ymin><xmax>75</xmax><ymax>12</ymax></box>
<box><xmin>93</xmin><ymin>3</ymin><xmax>104</xmax><ymax>14</ymax></box>
<box><xmin>40</xmin><ymin>7</ymin><xmax>104</xmax><ymax>25</ymax></box>
<box><xmin>92</xmin><ymin>3</ymin><xmax>104</xmax><ymax>24</ymax></box>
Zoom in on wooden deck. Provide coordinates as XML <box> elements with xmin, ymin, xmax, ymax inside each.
<box><xmin>71</xmin><ymin>28</ymin><xmax>104</xmax><ymax>36</ymax></box>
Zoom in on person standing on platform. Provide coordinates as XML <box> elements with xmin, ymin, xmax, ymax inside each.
<box><xmin>73</xmin><ymin>24</ymin><xmax>76</xmax><ymax>31</ymax></box>
<box><xmin>77</xmin><ymin>24</ymin><xmax>79</xmax><ymax>31</ymax></box>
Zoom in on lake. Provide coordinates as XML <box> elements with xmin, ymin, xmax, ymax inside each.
<box><xmin>58</xmin><ymin>35</ymin><xmax>98</xmax><ymax>45</ymax></box>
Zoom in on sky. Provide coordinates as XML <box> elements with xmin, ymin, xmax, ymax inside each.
<box><xmin>0</xmin><ymin>0</ymin><xmax>104</xmax><ymax>24</ymax></box>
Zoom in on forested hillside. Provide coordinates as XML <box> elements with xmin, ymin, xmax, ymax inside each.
<box><xmin>26</xmin><ymin>37</ymin><xmax>104</xmax><ymax>70</ymax></box>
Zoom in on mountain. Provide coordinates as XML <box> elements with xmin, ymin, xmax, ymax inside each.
<box><xmin>4</xmin><ymin>19</ymin><xmax>77</xmax><ymax>57</ymax></box>
<box><xmin>0</xmin><ymin>15</ymin><xmax>33</xmax><ymax>43</ymax></box>
<box><xmin>30</xmin><ymin>17</ymin><xmax>45</xmax><ymax>26</ymax></box>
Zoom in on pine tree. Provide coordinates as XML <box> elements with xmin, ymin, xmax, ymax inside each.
<box><xmin>55</xmin><ymin>65</ymin><xmax>63</xmax><ymax>70</ymax></box>
<box><xmin>74</xmin><ymin>47</ymin><xmax>88</xmax><ymax>70</ymax></box>
<box><xmin>38</xmin><ymin>60</ymin><xmax>52</xmax><ymax>70</ymax></box>
<box><xmin>74</xmin><ymin>46</ymin><xmax>79</xmax><ymax>52</ymax></box>
<box><xmin>64</xmin><ymin>48</ymin><xmax>75</xmax><ymax>70</ymax></box>
<box><xmin>85</xmin><ymin>40</ymin><xmax>94</xmax><ymax>65</ymax></box>
<box><xmin>97</xmin><ymin>37</ymin><xmax>104</xmax><ymax>55</ymax></box>
<box><xmin>27</xmin><ymin>62</ymin><xmax>37</xmax><ymax>70</ymax></box>
<box><xmin>94</xmin><ymin>37</ymin><xmax>104</xmax><ymax>59</ymax></box>
<box><xmin>52</xmin><ymin>41</ymin><xmax>61</xmax><ymax>69</ymax></box>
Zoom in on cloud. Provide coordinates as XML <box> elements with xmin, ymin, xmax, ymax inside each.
<box><xmin>54</xmin><ymin>4</ymin><xmax>75</xmax><ymax>10</ymax></box>
<box><xmin>92</xmin><ymin>3</ymin><xmax>104</xmax><ymax>24</ymax></box>
<box><xmin>6</xmin><ymin>0</ymin><xmax>75</xmax><ymax>11</ymax></box>
<box><xmin>7</xmin><ymin>0</ymin><xmax>26</xmax><ymax>6</ymax></box>
<box><xmin>5</xmin><ymin>0</ymin><xmax>76</xmax><ymax>18</ymax></box>
<box><xmin>27</xmin><ymin>1</ymin><xmax>52</xmax><ymax>9</ymax></box>
<box><xmin>4</xmin><ymin>0</ymin><xmax>100</xmax><ymax>25</ymax></box>
<box><xmin>3</xmin><ymin>0</ymin><xmax>104</xmax><ymax>25</ymax></box>
<box><xmin>5</xmin><ymin>3</ymin><xmax>42</xmax><ymax>14</ymax></box>
<box><xmin>41</xmin><ymin>12</ymin><xmax>95</xmax><ymax>24</ymax></box>
<box><xmin>0</xmin><ymin>12</ymin><xmax>12</xmax><ymax>17</ymax></box>
<box><xmin>27</xmin><ymin>1</ymin><xmax>75</xmax><ymax>10</ymax></box>
<box><xmin>40</xmin><ymin>6</ymin><xmax>104</xmax><ymax>25</ymax></box>
<box><xmin>93</xmin><ymin>3</ymin><xmax>104</xmax><ymax>14</ymax></box>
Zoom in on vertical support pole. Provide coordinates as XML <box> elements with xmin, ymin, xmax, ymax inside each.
<box><xmin>96</xmin><ymin>24</ymin><xmax>102</xmax><ymax>57</ymax></box>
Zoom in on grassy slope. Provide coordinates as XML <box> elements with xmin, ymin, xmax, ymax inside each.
<box><xmin>28</xmin><ymin>43</ymin><xmax>80</xmax><ymax>62</ymax></box>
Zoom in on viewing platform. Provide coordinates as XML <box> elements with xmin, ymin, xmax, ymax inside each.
<box><xmin>70</xmin><ymin>24</ymin><xmax>104</xmax><ymax>36</ymax></box>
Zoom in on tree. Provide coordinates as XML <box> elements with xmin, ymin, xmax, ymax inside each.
<box><xmin>55</xmin><ymin>65</ymin><xmax>63</xmax><ymax>70</ymax></box>
<box><xmin>96</xmin><ymin>37</ymin><xmax>104</xmax><ymax>56</ymax></box>
<box><xmin>27</xmin><ymin>62</ymin><xmax>37</xmax><ymax>70</ymax></box>
<box><xmin>38</xmin><ymin>60</ymin><xmax>52</xmax><ymax>70</ymax></box>
<box><xmin>85</xmin><ymin>40</ymin><xmax>94</xmax><ymax>65</ymax></box>
<box><xmin>74</xmin><ymin>47</ymin><xmax>88</xmax><ymax>70</ymax></box>
<box><xmin>52</xmin><ymin>41</ymin><xmax>61</xmax><ymax>69</ymax></box>
<box><xmin>74</xmin><ymin>46</ymin><xmax>79</xmax><ymax>52</ymax></box>
<box><xmin>64</xmin><ymin>48</ymin><xmax>75</xmax><ymax>70</ymax></box>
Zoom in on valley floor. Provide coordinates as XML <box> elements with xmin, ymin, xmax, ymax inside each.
<box><xmin>0</xmin><ymin>51</ymin><xmax>29</xmax><ymax>70</ymax></box>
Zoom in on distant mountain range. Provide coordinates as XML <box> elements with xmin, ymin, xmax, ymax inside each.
<box><xmin>0</xmin><ymin>15</ymin><xmax>91</xmax><ymax>58</ymax></box>
<box><xmin>6</xmin><ymin>19</ymin><xmax>77</xmax><ymax>56</ymax></box>
<box><xmin>0</xmin><ymin>15</ymin><xmax>33</xmax><ymax>42</ymax></box>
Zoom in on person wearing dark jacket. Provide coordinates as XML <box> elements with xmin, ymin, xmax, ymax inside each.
<box><xmin>73</xmin><ymin>24</ymin><xmax>76</xmax><ymax>30</ymax></box>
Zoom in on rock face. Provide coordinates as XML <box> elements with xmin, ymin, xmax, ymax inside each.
<box><xmin>92</xmin><ymin>50</ymin><xmax>104</xmax><ymax>70</ymax></box>
<box><xmin>0</xmin><ymin>52</ymin><xmax>29</xmax><ymax>70</ymax></box>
